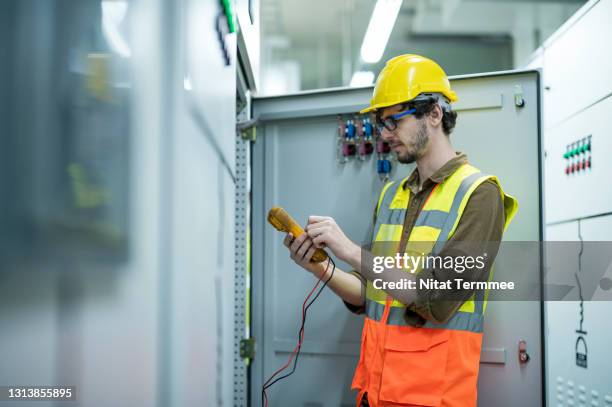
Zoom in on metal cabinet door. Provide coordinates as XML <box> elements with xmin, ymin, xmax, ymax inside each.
<box><xmin>250</xmin><ymin>70</ymin><xmax>543</xmax><ymax>407</ymax></box>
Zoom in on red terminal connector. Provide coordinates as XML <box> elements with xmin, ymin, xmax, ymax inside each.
<box><xmin>359</xmin><ymin>142</ymin><xmax>374</xmax><ymax>156</ymax></box>
<box><xmin>376</xmin><ymin>140</ymin><xmax>390</xmax><ymax>154</ymax></box>
<box><xmin>342</xmin><ymin>143</ymin><xmax>356</xmax><ymax>157</ymax></box>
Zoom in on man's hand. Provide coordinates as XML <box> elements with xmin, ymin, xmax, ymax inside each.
<box><xmin>283</xmin><ymin>231</ymin><xmax>366</xmax><ymax>308</ymax></box>
<box><xmin>305</xmin><ymin>216</ymin><xmax>360</xmax><ymax>267</ymax></box>
<box><xmin>283</xmin><ymin>233</ymin><xmax>330</xmax><ymax>279</ymax></box>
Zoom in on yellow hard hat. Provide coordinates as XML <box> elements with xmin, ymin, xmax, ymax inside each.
<box><xmin>360</xmin><ymin>54</ymin><xmax>458</xmax><ymax>114</ymax></box>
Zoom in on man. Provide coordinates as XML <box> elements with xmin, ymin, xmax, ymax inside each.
<box><xmin>283</xmin><ymin>54</ymin><xmax>518</xmax><ymax>407</ymax></box>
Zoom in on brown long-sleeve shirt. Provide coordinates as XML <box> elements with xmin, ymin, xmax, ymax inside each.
<box><xmin>345</xmin><ymin>152</ymin><xmax>505</xmax><ymax>326</ymax></box>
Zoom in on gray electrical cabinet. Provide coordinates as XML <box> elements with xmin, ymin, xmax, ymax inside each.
<box><xmin>250</xmin><ymin>70</ymin><xmax>543</xmax><ymax>407</ymax></box>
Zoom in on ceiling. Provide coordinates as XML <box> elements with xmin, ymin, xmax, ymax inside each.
<box><xmin>259</xmin><ymin>0</ymin><xmax>585</xmax><ymax>94</ymax></box>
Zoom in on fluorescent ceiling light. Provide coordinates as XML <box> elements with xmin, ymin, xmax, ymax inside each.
<box><xmin>350</xmin><ymin>71</ymin><xmax>375</xmax><ymax>87</ymax></box>
<box><xmin>102</xmin><ymin>0</ymin><xmax>131</xmax><ymax>58</ymax></box>
<box><xmin>360</xmin><ymin>0</ymin><xmax>402</xmax><ymax>63</ymax></box>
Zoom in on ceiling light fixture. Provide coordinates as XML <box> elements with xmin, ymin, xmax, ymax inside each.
<box><xmin>350</xmin><ymin>71</ymin><xmax>375</xmax><ymax>87</ymax></box>
<box><xmin>102</xmin><ymin>0</ymin><xmax>131</xmax><ymax>58</ymax></box>
<box><xmin>359</xmin><ymin>0</ymin><xmax>402</xmax><ymax>64</ymax></box>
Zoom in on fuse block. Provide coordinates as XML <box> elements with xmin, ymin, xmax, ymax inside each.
<box><xmin>335</xmin><ymin>114</ymin><xmax>392</xmax><ymax>181</ymax></box>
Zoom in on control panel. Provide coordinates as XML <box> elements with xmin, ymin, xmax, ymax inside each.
<box><xmin>545</xmin><ymin>95</ymin><xmax>612</xmax><ymax>223</ymax></box>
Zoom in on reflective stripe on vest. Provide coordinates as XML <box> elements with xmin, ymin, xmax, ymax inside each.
<box><xmin>365</xmin><ymin>300</ymin><xmax>484</xmax><ymax>332</ymax></box>
<box><xmin>365</xmin><ymin>163</ymin><xmax>518</xmax><ymax>333</ymax></box>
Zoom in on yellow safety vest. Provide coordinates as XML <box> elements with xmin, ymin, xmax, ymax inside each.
<box><xmin>366</xmin><ymin>162</ymin><xmax>518</xmax><ymax>331</ymax></box>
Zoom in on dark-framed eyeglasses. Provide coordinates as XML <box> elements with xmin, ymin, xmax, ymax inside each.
<box><xmin>375</xmin><ymin>108</ymin><xmax>417</xmax><ymax>132</ymax></box>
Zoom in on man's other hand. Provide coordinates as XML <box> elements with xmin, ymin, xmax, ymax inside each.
<box><xmin>305</xmin><ymin>216</ymin><xmax>360</xmax><ymax>266</ymax></box>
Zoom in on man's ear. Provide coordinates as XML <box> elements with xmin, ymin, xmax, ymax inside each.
<box><xmin>427</xmin><ymin>104</ymin><xmax>443</xmax><ymax>127</ymax></box>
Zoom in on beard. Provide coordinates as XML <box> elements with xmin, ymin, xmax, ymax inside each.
<box><xmin>396</xmin><ymin>120</ymin><xmax>429</xmax><ymax>164</ymax></box>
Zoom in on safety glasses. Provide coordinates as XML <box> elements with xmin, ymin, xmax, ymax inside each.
<box><xmin>375</xmin><ymin>108</ymin><xmax>417</xmax><ymax>132</ymax></box>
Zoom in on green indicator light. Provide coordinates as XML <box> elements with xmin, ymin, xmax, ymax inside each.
<box><xmin>221</xmin><ymin>0</ymin><xmax>235</xmax><ymax>33</ymax></box>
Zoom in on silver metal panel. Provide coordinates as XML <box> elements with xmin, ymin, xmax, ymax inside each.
<box><xmin>256</xmin><ymin>115</ymin><xmax>380</xmax><ymax>407</ymax></box>
<box><xmin>165</xmin><ymin>0</ymin><xmax>237</xmax><ymax>406</ymax></box>
<box><xmin>451</xmin><ymin>72</ymin><xmax>544</xmax><ymax>407</ymax></box>
<box><xmin>542</xmin><ymin>0</ymin><xmax>612</xmax><ymax>130</ymax></box>
<box><xmin>0</xmin><ymin>1</ymin><xmax>164</xmax><ymax>406</ymax></box>
<box><xmin>545</xmin><ymin>218</ymin><xmax>612</xmax><ymax>407</ymax></box>
<box><xmin>1</xmin><ymin>0</ymin><xmax>240</xmax><ymax>405</ymax></box>
<box><xmin>544</xmin><ymin>95</ymin><xmax>612</xmax><ymax>224</ymax></box>
<box><xmin>252</xmin><ymin>71</ymin><xmax>543</xmax><ymax>406</ymax></box>
<box><xmin>537</xmin><ymin>3</ymin><xmax>612</xmax><ymax>405</ymax></box>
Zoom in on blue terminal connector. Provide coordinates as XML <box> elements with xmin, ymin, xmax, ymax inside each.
<box><xmin>345</xmin><ymin>120</ymin><xmax>356</xmax><ymax>139</ymax></box>
<box><xmin>364</xmin><ymin>118</ymin><xmax>373</xmax><ymax>137</ymax></box>
<box><xmin>377</xmin><ymin>158</ymin><xmax>391</xmax><ymax>175</ymax></box>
